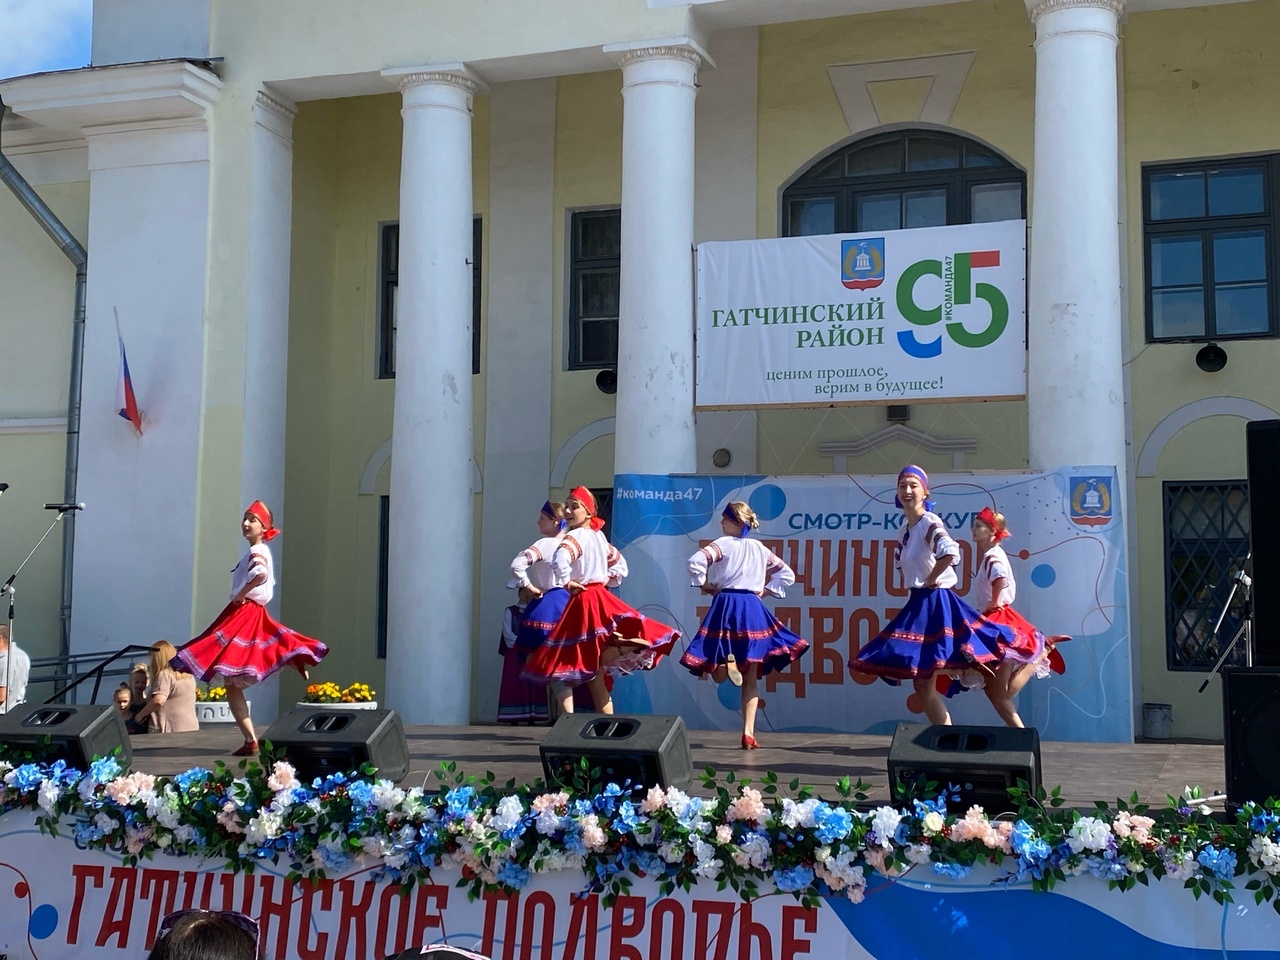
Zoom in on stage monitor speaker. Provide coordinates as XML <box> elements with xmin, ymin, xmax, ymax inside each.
<box><xmin>0</xmin><ymin>703</ymin><xmax>131</xmax><ymax>770</ymax></box>
<box><xmin>1222</xmin><ymin>667</ymin><xmax>1280</xmax><ymax>807</ymax></box>
<box><xmin>540</xmin><ymin>714</ymin><xmax>692</xmax><ymax>793</ymax></box>
<box><xmin>887</xmin><ymin>722</ymin><xmax>1040</xmax><ymax>814</ymax></box>
<box><xmin>261</xmin><ymin>707</ymin><xmax>410</xmax><ymax>783</ymax></box>
<box><xmin>1247</xmin><ymin>419</ymin><xmax>1280</xmax><ymax>666</ymax></box>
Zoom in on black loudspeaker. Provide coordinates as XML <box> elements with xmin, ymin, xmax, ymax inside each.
<box><xmin>540</xmin><ymin>714</ymin><xmax>692</xmax><ymax>793</ymax></box>
<box><xmin>261</xmin><ymin>707</ymin><xmax>410</xmax><ymax>783</ymax></box>
<box><xmin>1247</xmin><ymin>419</ymin><xmax>1280</xmax><ymax>667</ymax></box>
<box><xmin>887</xmin><ymin>722</ymin><xmax>1040</xmax><ymax>814</ymax></box>
<box><xmin>1222</xmin><ymin>667</ymin><xmax>1280</xmax><ymax>807</ymax></box>
<box><xmin>0</xmin><ymin>703</ymin><xmax>132</xmax><ymax>770</ymax></box>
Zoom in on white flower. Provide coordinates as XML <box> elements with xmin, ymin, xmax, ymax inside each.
<box><xmin>868</xmin><ymin>806</ymin><xmax>903</xmax><ymax>849</ymax></box>
<box><xmin>372</xmin><ymin>780</ymin><xmax>406</xmax><ymax>813</ymax></box>
<box><xmin>731</xmin><ymin>833</ymin><xmax>771</xmax><ymax>870</ymax></box>
<box><xmin>1068</xmin><ymin>817</ymin><xmax>1112</xmax><ymax>853</ymax></box>
<box><xmin>37</xmin><ymin>779</ymin><xmax>62</xmax><ymax>815</ymax></box>
<box><xmin>490</xmin><ymin>795</ymin><xmax>525</xmax><ymax>833</ymax></box>
<box><xmin>1248</xmin><ymin>836</ymin><xmax>1280</xmax><ymax>876</ymax></box>
<box><xmin>921</xmin><ymin>811</ymin><xmax>946</xmax><ymax>837</ymax></box>
<box><xmin>664</xmin><ymin>788</ymin><xmax>692</xmax><ymax>819</ymax></box>
<box><xmin>174</xmin><ymin>824</ymin><xmax>198</xmax><ymax>844</ymax></box>
<box><xmin>245</xmin><ymin>810</ymin><xmax>284</xmax><ymax>845</ymax></box>
<box><xmin>905</xmin><ymin>842</ymin><xmax>932</xmax><ymax>865</ymax></box>
<box><xmin>658</xmin><ymin>841</ymin><xmax>685</xmax><ymax>864</ymax></box>
<box><xmin>781</xmin><ymin>798</ymin><xmax>820</xmax><ymax>829</ymax></box>
<box><xmin>1163</xmin><ymin>853</ymin><xmax>1198</xmax><ymax>881</ymax></box>
<box><xmin>715</xmin><ymin>824</ymin><xmax>733</xmax><ymax>844</ymax></box>
<box><xmin>156</xmin><ymin>833</ymin><xmax>173</xmax><ymax>849</ymax></box>
<box><xmin>535</xmin><ymin>808</ymin><xmax>564</xmax><ymax>836</ymax></box>
<box><xmin>95</xmin><ymin>812</ymin><xmax>118</xmax><ymax>836</ymax></box>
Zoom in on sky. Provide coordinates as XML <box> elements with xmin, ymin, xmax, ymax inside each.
<box><xmin>0</xmin><ymin>0</ymin><xmax>93</xmax><ymax>82</ymax></box>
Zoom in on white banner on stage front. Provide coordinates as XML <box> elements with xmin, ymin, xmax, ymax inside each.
<box><xmin>695</xmin><ymin>220</ymin><xmax>1027</xmax><ymax>408</ymax></box>
<box><xmin>2</xmin><ymin>812</ymin><xmax>1276</xmax><ymax>960</ymax></box>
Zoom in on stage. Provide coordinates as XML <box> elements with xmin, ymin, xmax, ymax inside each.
<box><xmin>130</xmin><ymin>722</ymin><xmax>1228</xmax><ymax>810</ymax></box>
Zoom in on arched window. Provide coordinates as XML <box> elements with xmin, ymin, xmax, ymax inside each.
<box><xmin>782</xmin><ymin>130</ymin><xmax>1025</xmax><ymax>237</ymax></box>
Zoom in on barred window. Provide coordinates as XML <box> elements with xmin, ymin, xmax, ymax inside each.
<box><xmin>1163</xmin><ymin>482</ymin><xmax>1250</xmax><ymax>669</ymax></box>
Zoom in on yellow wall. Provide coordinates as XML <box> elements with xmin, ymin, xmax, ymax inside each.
<box><xmin>753</xmin><ymin>0</ymin><xmax>1035</xmax><ymax>476</ymax></box>
<box><xmin>0</xmin><ymin>178</ymin><xmax>87</xmax><ymax>664</ymax></box>
<box><xmin>1123</xmin><ymin>0</ymin><xmax>1280</xmax><ymax>738</ymax></box>
<box><xmin>282</xmin><ymin>94</ymin><xmax>490</xmax><ymax>703</ymax></box>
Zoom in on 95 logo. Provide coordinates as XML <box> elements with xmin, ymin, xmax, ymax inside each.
<box><xmin>894</xmin><ymin>250</ymin><xmax>1009</xmax><ymax>358</ymax></box>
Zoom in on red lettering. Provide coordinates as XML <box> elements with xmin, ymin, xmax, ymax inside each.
<box><xmin>481</xmin><ymin>891</ymin><xmax>518</xmax><ymax>960</ymax></box>
<box><xmin>955</xmin><ymin>540</ymin><xmax>973</xmax><ymax>596</ymax></box>
<box><xmin>883</xmin><ymin>540</ymin><xmax>907</xmax><ymax>597</ymax></box>
<box><xmin>649</xmin><ymin>898</ymin><xmax>686</xmax><ymax>960</ymax></box>
<box><xmin>781</xmin><ymin>905</ymin><xmax>819</xmax><ymax>960</ymax></box>
<box><xmin>334</xmin><ymin>878</ymin><xmax>377</xmax><ymax>960</ymax></box>
<box><xmin>561</xmin><ymin>893</ymin><xmax>599</xmax><ymax>960</ymax></box>
<box><xmin>851</xmin><ymin>539</ymin><xmax>879</xmax><ymax>596</ymax></box>
<box><xmin>736</xmin><ymin>901</ymin><xmax>773</xmax><ymax>960</ymax></box>
<box><xmin>95</xmin><ymin>866</ymin><xmax>138</xmax><ymax>948</ymax></box>
<box><xmin>375</xmin><ymin>883</ymin><xmax>412</xmax><ymax>957</ymax></box>
<box><xmin>807</xmin><ymin>606</ymin><xmax>844</xmax><ymax>685</ymax></box>
<box><xmin>139</xmin><ymin>868</ymin><xmax>181</xmax><ymax>950</ymax></box>
<box><xmin>255</xmin><ymin>874</ymin><xmax>294</xmax><ymax>960</ymax></box>
<box><xmin>787</xmin><ymin>540</ymin><xmax>815</xmax><ymax>596</ymax></box>
<box><xmin>691</xmin><ymin>900</ymin><xmax>734</xmax><ymax>960</ymax></box>
<box><xmin>765</xmin><ymin>608</ymin><xmax>806</xmax><ymax>697</ymax></box>
<box><xmin>68</xmin><ymin>863</ymin><xmax>105</xmax><ymax>944</ymax></box>
<box><xmin>819</xmin><ymin>539</ymin><xmax>847</xmax><ymax>596</ymax></box>
<box><xmin>412</xmin><ymin>883</ymin><xmax>450</xmax><ymax>950</ymax></box>
<box><xmin>519</xmin><ymin>890</ymin><xmax>556</xmax><ymax>960</ymax></box>
<box><xmin>296</xmin><ymin>879</ymin><xmax>334</xmax><ymax>960</ymax></box>
<box><xmin>609</xmin><ymin>895</ymin><xmax>647</xmax><ymax>960</ymax></box>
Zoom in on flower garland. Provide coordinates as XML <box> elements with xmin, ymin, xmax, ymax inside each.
<box><xmin>1</xmin><ymin>753</ymin><xmax>1278</xmax><ymax>913</ymax></box>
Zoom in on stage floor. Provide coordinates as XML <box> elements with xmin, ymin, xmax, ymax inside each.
<box><xmin>129</xmin><ymin>724</ymin><xmax>1228</xmax><ymax>811</ymax></box>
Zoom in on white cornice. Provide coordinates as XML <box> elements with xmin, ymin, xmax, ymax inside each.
<box><xmin>253</xmin><ymin>89</ymin><xmax>297</xmax><ymax>143</ymax></box>
<box><xmin>0</xmin><ymin>60</ymin><xmax>220</xmax><ymax>134</ymax></box>
<box><xmin>603</xmin><ymin>37</ymin><xmax>714</xmax><ymax>71</ymax></box>
<box><xmin>381</xmin><ymin>63</ymin><xmax>489</xmax><ymax>97</ymax></box>
<box><xmin>1026</xmin><ymin>0</ymin><xmax>1124</xmax><ymax>21</ymax></box>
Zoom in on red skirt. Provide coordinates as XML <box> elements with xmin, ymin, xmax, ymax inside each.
<box><xmin>983</xmin><ymin>605</ymin><xmax>1047</xmax><ymax>664</ymax></box>
<box><xmin>522</xmin><ymin>583</ymin><xmax>680</xmax><ymax>685</ymax></box>
<box><xmin>172</xmin><ymin>601</ymin><xmax>329</xmax><ymax>687</ymax></box>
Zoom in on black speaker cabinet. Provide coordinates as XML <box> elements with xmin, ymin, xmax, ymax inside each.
<box><xmin>261</xmin><ymin>707</ymin><xmax>410</xmax><ymax>783</ymax></box>
<box><xmin>1223</xmin><ymin>667</ymin><xmax>1280</xmax><ymax>807</ymax></box>
<box><xmin>1247</xmin><ymin>420</ymin><xmax>1280</xmax><ymax>666</ymax></box>
<box><xmin>0</xmin><ymin>703</ymin><xmax>131</xmax><ymax>770</ymax></box>
<box><xmin>540</xmin><ymin>714</ymin><xmax>692</xmax><ymax>793</ymax></box>
<box><xmin>887</xmin><ymin>722</ymin><xmax>1040</xmax><ymax>814</ymax></box>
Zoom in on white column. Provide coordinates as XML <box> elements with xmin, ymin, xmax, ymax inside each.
<box><xmin>237</xmin><ymin>89</ymin><xmax>297</xmax><ymax>725</ymax></box>
<box><xmin>1025</xmin><ymin>0</ymin><xmax>1126</xmax><ymax>472</ymax></box>
<box><xmin>476</xmin><ymin>79</ymin><xmax>556</xmax><ymax>723</ymax></box>
<box><xmin>381</xmin><ymin>66</ymin><xmax>481</xmax><ymax>725</ymax></box>
<box><xmin>607</xmin><ymin>41</ymin><xmax>705</xmax><ymax>477</ymax></box>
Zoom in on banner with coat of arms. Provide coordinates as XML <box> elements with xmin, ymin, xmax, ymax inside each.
<box><xmin>695</xmin><ymin>220</ymin><xmax>1027</xmax><ymax>408</ymax></box>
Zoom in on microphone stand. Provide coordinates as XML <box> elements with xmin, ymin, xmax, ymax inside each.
<box><xmin>2</xmin><ymin>508</ymin><xmax>73</xmax><ymax>713</ymax></box>
<box><xmin>1198</xmin><ymin>553</ymin><xmax>1253</xmax><ymax>694</ymax></box>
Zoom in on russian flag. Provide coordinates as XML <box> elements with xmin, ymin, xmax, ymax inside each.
<box><xmin>115</xmin><ymin>309</ymin><xmax>143</xmax><ymax>435</ymax></box>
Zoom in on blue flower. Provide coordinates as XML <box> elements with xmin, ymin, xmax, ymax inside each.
<box><xmin>47</xmin><ymin>760</ymin><xmax>81</xmax><ymax>787</ymax></box>
<box><xmin>1248</xmin><ymin>811</ymin><xmax>1279</xmax><ymax>835</ymax></box>
<box><xmin>570</xmin><ymin>798</ymin><xmax>595</xmax><ymax>818</ymax></box>
<box><xmin>346</xmin><ymin>781</ymin><xmax>374</xmax><ymax>809</ymax></box>
<box><xmin>773</xmin><ymin>865</ymin><xmax>815</xmax><ymax>893</ymax></box>
<box><xmin>9</xmin><ymin>764</ymin><xmax>45</xmax><ymax>792</ymax></box>
<box><xmin>74</xmin><ymin>820</ymin><xmax>106</xmax><ymax>845</ymax></box>
<box><xmin>933</xmin><ymin>861</ymin><xmax>973</xmax><ymax>880</ymax></box>
<box><xmin>813</xmin><ymin>804</ymin><xmax>853</xmax><ymax>844</ymax></box>
<box><xmin>635</xmin><ymin>851</ymin><xmax>666</xmax><ymax>875</ymax></box>
<box><xmin>1196</xmin><ymin>845</ymin><xmax>1237</xmax><ymax>881</ymax></box>
<box><xmin>444</xmin><ymin>786</ymin><xmax>476</xmax><ymax>819</ymax></box>
<box><xmin>1009</xmin><ymin>820</ymin><xmax>1037</xmax><ymax>857</ymax></box>
<box><xmin>311</xmin><ymin>772</ymin><xmax>348</xmax><ymax>793</ymax></box>
<box><xmin>1086</xmin><ymin>854</ymin><xmax>1129</xmax><ymax>882</ymax></box>
<box><xmin>496</xmin><ymin>860</ymin><xmax>531</xmax><ymax>889</ymax></box>
<box><xmin>173</xmin><ymin>768</ymin><xmax>211</xmax><ymax>792</ymax></box>
<box><xmin>564</xmin><ymin>831</ymin><xmax>587</xmax><ymax>857</ymax></box>
<box><xmin>612</xmin><ymin>801</ymin><xmax>641</xmax><ymax>833</ymax></box>
<box><xmin>88</xmin><ymin>757</ymin><xmax>122</xmax><ymax>784</ymax></box>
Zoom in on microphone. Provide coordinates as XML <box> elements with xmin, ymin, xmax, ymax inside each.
<box><xmin>44</xmin><ymin>502</ymin><xmax>85</xmax><ymax>512</ymax></box>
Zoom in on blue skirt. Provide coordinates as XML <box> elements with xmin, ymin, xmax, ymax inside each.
<box><xmin>680</xmin><ymin>589</ymin><xmax>810</xmax><ymax>678</ymax></box>
<box><xmin>514</xmin><ymin>587</ymin><xmax>571</xmax><ymax>651</ymax></box>
<box><xmin>850</xmin><ymin>587</ymin><xmax>1013</xmax><ymax>680</ymax></box>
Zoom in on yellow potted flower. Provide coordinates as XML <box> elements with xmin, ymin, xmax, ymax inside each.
<box><xmin>298</xmin><ymin>681</ymin><xmax>377</xmax><ymax>710</ymax></box>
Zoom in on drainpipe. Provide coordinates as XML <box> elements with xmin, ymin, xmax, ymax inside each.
<box><xmin>0</xmin><ymin>96</ymin><xmax>89</xmax><ymax>661</ymax></box>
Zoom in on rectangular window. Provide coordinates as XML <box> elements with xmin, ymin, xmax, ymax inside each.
<box><xmin>588</xmin><ymin>487</ymin><xmax>614</xmax><ymax>536</ymax></box>
<box><xmin>376</xmin><ymin>495</ymin><xmax>390</xmax><ymax>659</ymax></box>
<box><xmin>568</xmin><ymin>209</ymin><xmax>621</xmax><ymax>370</ymax></box>
<box><xmin>1143</xmin><ymin>156</ymin><xmax>1277</xmax><ymax>342</ymax></box>
<box><xmin>378</xmin><ymin>219</ymin><xmax>483</xmax><ymax>379</ymax></box>
<box><xmin>1163</xmin><ymin>481</ymin><xmax>1250</xmax><ymax>670</ymax></box>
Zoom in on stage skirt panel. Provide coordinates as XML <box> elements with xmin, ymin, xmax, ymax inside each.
<box><xmin>680</xmin><ymin>589</ymin><xmax>810</xmax><ymax>678</ymax></box>
<box><xmin>522</xmin><ymin>583</ymin><xmax>680</xmax><ymax>686</ymax></box>
<box><xmin>172</xmin><ymin>601</ymin><xmax>329</xmax><ymax>687</ymax></box>
<box><xmin>850</xmin><ymin>587</ymin><xmax>1013</xmax><ymax>680</ymax></box>
<box><xmin>514</xmin><ymin>587</ymin><xmax>571</xmax><ymax>651</ymax></box>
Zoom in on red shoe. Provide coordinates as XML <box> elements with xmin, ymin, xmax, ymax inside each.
<box><xmin>232</xmin><ymin>740</ymin><xmax>259</xmax><ymax>757</ymax></box>
<box><xmin>741</xmin><ymin>734</ymin><xmax>760</xmax><ymax>750</ymax></box>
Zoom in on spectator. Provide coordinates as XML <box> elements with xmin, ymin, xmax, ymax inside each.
<box><xmin>113</xmin><ymin>682</ymin><xmax>147</xmax><ymax>735</ymax></box>
<box><xmin>0</xmin><ymin>624</ymin><xmax>30</xmax><ymax>714</ymax></box>
<box><xmin>148</xmin><ymin>909</ymin><xmax>258</xmax><ymax>960</ymax></box>
<box><xmin>133</xmin><ymin>641</ymin><xmax>199</xmax><ymax>733</ymax></box>
<box><xmin>129</xmin><ymin>662</ymin><xmax>149</xmax><ymax>706</ymax></box>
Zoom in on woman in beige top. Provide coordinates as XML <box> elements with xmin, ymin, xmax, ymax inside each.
<box><xmin>134</xmin><ymin>641</ymin><xmax>199</xmax><ymax>733</ymax></box>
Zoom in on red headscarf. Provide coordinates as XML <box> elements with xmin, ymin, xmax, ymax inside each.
<box><xmin>976</xmin><ymin>506</ymin><xmax>1010</xmax><ymax>542</ymax></box>
<box><xmin>568</xmin><ymin>486</ymin><xmax>606</xmax><ymax>531</ymax></box>
<box><xmin>246</xmin><ymin>500</ymin><xmax>280</xmax><ymax>541</ymax></box>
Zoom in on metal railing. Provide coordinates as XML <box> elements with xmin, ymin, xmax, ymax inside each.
<box><xmin>25</xmin><ymin>645</ymin><xmax>155</xmax><ymax>705</ymax></box>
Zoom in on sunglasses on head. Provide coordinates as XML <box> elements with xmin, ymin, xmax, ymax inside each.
<box><xmin>158</xmin><ymin>909</ymin><xmax>260</xmax><ymax>944</ymax></box>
